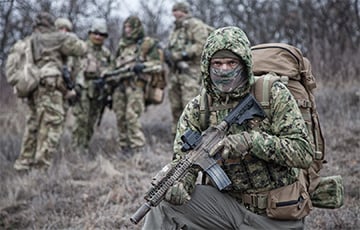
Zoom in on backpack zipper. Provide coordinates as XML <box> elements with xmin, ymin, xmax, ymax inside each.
<box><xmin>276</xmin><ymin>196</ymin><xmax>304</xmax><ymax>207</ymax></box>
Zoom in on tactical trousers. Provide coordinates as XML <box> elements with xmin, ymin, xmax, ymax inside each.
<box><xmin>15</xmin><ymin>87</ymin><xmax>65</xmax><ymax>169</ymax></box>
<box><xmin>71</xmin><ymin>87</ymin><xmax>103</xmax><ymax>150</ymax></box>
<box><xmin>112</xmin><ymin>85</ymin><xmax>145</xmax><ymax>149</ymax></box>
<box><xmin>142</xmin><ymin>185</ymin><xmax>304</xmax><ymax>230</ymax></box>
<box><xmin>168</xmin><ymin>70</ymin><xmax>201</xmax><ymax>135</ymax></box>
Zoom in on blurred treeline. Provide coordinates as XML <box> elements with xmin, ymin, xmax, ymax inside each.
<box><xmin>0</xmin><ymin>0</ymin><xmax>359</xmax><ymax>102</ymax></box>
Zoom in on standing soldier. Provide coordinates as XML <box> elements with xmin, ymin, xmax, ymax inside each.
<box><xmin>13</xmin><ymin>12</ymin><xmax>87</xmax><ymax>171</ymax></box>
<box><xmin>55</xmin><ymin>17</ymin><xmax>73</xmax><ymax>33</ymax></box>
<box><xmin>166</xmin><ymin>1</ymin><xmax>212</xmax><ymax>136</ymax></box>
<box><xmin>71</xmin><ymin>19</ymin><xmax>112</xmax><ymax>155</ymax></box>
<box><xmin>54</xmin><ymin>18</ymin><xmax>81</xmax><ymax>110</ymax></box>
<box><xmin>112</xmin><ymin>15</ymin><xmax>164</xmax><ymax>154</ymax></box>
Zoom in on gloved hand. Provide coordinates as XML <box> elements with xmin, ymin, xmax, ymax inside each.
<box><xmin>181</xmin><ymin>51</ymin><xmax>190</xmax><ymax>61</ymax></box>
<box><xmin>165</xmin><ymin>181</ymin><xmax>191</xmax><ymax>205</ymax></box>
<box><xmin>164</xmin><ymin>49</ymin><xmax>174</xmax><ymax>68</ymax></box>
<box><xmin>209</xmin><ymin>132</ymin><xmax>252</xmax><ymax>159</ymax></box>
<box><xmin>133</xmin><ymin>63</ymin><xmax>146</xmax><ymax>74</ymax></box>
<box><xmin>65</xmin><ymin>89</ymin><xmax>78</xmax><ymax>106</ymax></box>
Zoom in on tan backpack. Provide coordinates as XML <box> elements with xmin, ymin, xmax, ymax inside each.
<box><xmin>251</xmin><ymin>43</ymin><xmax>343</xmax><ymax>209</ymax></box>
<box><xmin>5</xmin><ymin>36</ymin><xmax>40</xmax><ymax>97</ymax></box>
<box><xmin>251</xmin><ymin>43</ymin><xmax>324</xmax><ymax>188</ymax></box>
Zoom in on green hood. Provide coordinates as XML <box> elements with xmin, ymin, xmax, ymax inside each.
<box><xmin>201</xmin><ymin>26</ymin><xmax>254</xmax><ymax>100</ymax></box>
<box><xmin>119</xmin><ymin>15</ymin><xmax>145</xmax><ymax>48</ymax></box>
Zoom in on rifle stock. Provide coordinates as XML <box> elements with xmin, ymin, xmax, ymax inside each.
<box><xmin>130</xmin><ymin>93</ymin><xmax>266</xmax><ymax>224</ymax></box>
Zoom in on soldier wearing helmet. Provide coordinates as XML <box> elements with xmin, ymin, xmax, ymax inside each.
<box><xmin>166</xmin><ymin>1</ymin><xmax>213</xmax><ymax>137</ymax></box>
<box><xmin>13</xmin><ymin>12</ymin><xmax>86</xmax><ymax>171</ymax></box>
<box><xmin>71</xmin><ymin>19</ymin><xmax>112</xmax><ymax>155</ymax></box>
<box><xmin>142</xmin><ymin>26</ymin><xmax>314</xmax><ymax>229</ymax></box>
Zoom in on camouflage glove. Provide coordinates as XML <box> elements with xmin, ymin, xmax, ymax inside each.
<box><xmin>209</xmin><ymin>132</ymin><xmax>252</xmax><ymax>159</ymax></box>
<box><xmin>165</xmin><ymin>181</ymin><xmax>191</xmax><ymax>205</ymax></box>
<box><xmin>164</xmin><ymin>171</ymin><xmax>196</xmax><ymax>205</ymax></box>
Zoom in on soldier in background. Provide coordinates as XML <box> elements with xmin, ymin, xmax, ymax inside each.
<box><xmin>13</xmin><ymin>12</ymin><xmax>87</xmax><ymax>171</ymax></box>
<box><xmin>166</xmin><ymin>1</ymin><xmax>212</xmax><ymax>136</ymax></box>
<box><xmin>112</xmin><ymin>15</ymin><xmax>164</xmax><ymax>154</ymax></box>
<box><xmin>54</xmin><ymin>18</ymin><xmax>82</xmax><ymax>111</ymax></box>
<box><xmin>55</xmin><ymin>17</ymin><xmax>73</xmax><ymax>33</ymax></box>
<box><xmin>71</xmin><ymin>19</ymin><xmax>112</xmax><ymax>155</ymax></box>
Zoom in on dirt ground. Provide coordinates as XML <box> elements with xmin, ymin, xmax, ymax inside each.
<box><xmin>0</xmin><ymin>85</ymin><xmax>359</xmax><ymax>229</ymax></box>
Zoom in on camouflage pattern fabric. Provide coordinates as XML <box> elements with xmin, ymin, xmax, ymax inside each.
<box><xmin>113</xmin><ymin>16</ymin><xmax>163</xmax><ymax>150</ymax></box>
<box><xmin>55</xmin><ymin>18</ymin><xmax>73</xmax><ymax>31</ymax></box>
<box><xmin>173</xmin><ymin>26</ymin><xmax>314</xmax><ymax>194</ymax></box>
<box><xmin>13</xmin><ymin>23</ymin><xmax>86</xmax><ymax>171</ymax></box>
<box><xmin>310</xmin><ymin>175</ymin><xmax>344</xmax><ymax>208</ymax></box>
<box><xmin>72</xmin><ymin>40</ymin><xmax>112</xmax><ymax>151</ymax></box>
<box><xmin>142</xmin><ymin>26</ymin><xmax>314</xmax><ymax>229</ymax></box>
<box><xmin>167</xmin><ymin>15</ymin><xmax>210</xmax><ymax>135</ymax></box>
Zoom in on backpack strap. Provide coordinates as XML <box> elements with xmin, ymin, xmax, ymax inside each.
<box><xmin>199</xmin><ymin>87</ymin><xmax>211</xmax><ymax>131</ymax></box>
<box><xmin>199</xmin><ymin>87</ymin><xmax>237</xmax><ymax>131</ymax></box>
<box><xmin>251</xmin><ymin>73</ymin><xmax>286</xmax><ymax>117</ymax></box>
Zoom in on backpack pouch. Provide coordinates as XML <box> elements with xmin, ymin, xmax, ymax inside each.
<box><xmin>310</xmin><ymin>175</ymin><xmax>344</xmax><ymax>209</ymax></box>
<box><xmin>266</xmin><ymin>180</ymin><xmax>313</xmax><ymax>220</ymax></box>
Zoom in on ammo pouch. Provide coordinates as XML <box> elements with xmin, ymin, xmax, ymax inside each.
<box><xmin>40</xmin><ymin>76</ymin><xmax>67</xmax><ymax>95</ymax></box>
<box><xmin>310</xmin><ymin>175</ymin><xmax>344</xmax><ymax>209</ymax></box>
<box><xmin>266</xmin><ymin>180</ymin><xmax>313</xmax><ymax>220</ymax></box>
<box><xmin>144</xmin><ymin>70</ymin><xmax>166</xmax><ymax>105</ymax></box>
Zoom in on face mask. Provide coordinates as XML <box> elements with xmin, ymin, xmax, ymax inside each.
<box><xmin>210</xmin><ymin>65</ymin><xmax>248</xmax><ymax>93</ymax></box>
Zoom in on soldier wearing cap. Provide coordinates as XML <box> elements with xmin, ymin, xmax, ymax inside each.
<box><xmin>71</xmin><ymin>19</ymin><xmax>112</xmax><ymax>155</ymax></box>
<box><xmin>166</xmin><ymin>1</ymin><xmax>213</xmax><ymax>137</ymax></box>
<box><xmin>55</xmin><ymin>18</ymin><xmax>73</xmax><ymax>32</ymax></box>
<box><xmin>55</xmin><ymin>18</ymin><xmax>81</xmax><ymax>111</ymax></box>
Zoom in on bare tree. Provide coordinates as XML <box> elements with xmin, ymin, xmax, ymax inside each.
<box><xmin>1</xmin><ymin>0</ymin><xmax>359</xmax><ymax>91</ymax></box>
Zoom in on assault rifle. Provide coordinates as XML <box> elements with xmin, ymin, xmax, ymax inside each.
<box><xmin>95</xmin><ymin>64</ymin><xmax>162</xmax><ymax>126</ymax></box>
<box><xmin>62</xmin><ymin>65</ymin><xmax>80</xmax><ymax>106</ymax></box>
<box><xmin>100</xmin><ymin>64</ymin><xmax>162</xmax><ymax>84</ymax></box>
<box><xmin>130</xmin><ymin>93</ymin><xmax>266</xmax><ymax>224</ymax></box>
<box><xmin>164</xmin><ymin>49</ymin><xmax>190</xmax><ymax>74</ymax></box>
<box><xmin>62</xmin><ymin>65</ymin><xmax>75</xmax><ymax>90</ymax></box>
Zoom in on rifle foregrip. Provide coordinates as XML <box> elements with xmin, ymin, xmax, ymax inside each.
<box><xmin>130</xmin><ymin>202</ymin><xmax>151</xmax><ymax>224</ymax></box>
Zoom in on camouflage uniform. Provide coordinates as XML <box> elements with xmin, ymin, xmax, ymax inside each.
<box><xmin>54</xmin><ymin>18</ymin><xmax>81</xmax><ymax>111</ymax></box>
<box><xmin>142</xmin><ymin>27</ymin><xmax>314</xmax><ymax>229</ymax></box>
<box><xmin>167</xmin><ymin>2</ymin><xmax>210</xmax><ymax>135</ymax></box>
<box><xmin>13</xmin><ymin>12</ymin><xmax>87</xmax><ymax>171</ymax></box>
<box><xmin>113</xmin><ymin>16</ymin><xmax>163</xmax><ymax>151</ymax></box>
<box><xmin>71</xmin><ymin>20</ymin><xmax>112</xmax><ymax>153</ymax></box>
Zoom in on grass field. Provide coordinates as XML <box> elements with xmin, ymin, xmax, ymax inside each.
<box><xmin>0</xmin><ymin>82</ymin><xmax>359</xmax><ymax>229</ymax></box>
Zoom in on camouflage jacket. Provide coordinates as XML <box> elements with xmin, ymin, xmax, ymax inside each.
<box><xmin>172</xmin><ymin>27</ymin><xmax>314</xmax><ymax>195</ymax></box>
<box><xmin>168</xmin><ymin>16</ymin><xmax>209</xmax><ymax>69</ymax></box>
<box><xmin>32</xmin><ymin>30</ymin><xmax>86</xmax><ymax>79</ymax></box>
<box><xmin>115</xmin><ymin>36</ymin><xmax>163</xmax><ymax>75</ymax></box>
<box><xmin>76</xmin><ymin>40</ymin><xmax>112</xmax><ymax>87</ymax></box>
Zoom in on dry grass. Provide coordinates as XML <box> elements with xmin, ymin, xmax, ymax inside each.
<box><xmin>0</xmin><ymin>83</ymin><xmax>359</xmax><ymax>229</ymax></box>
